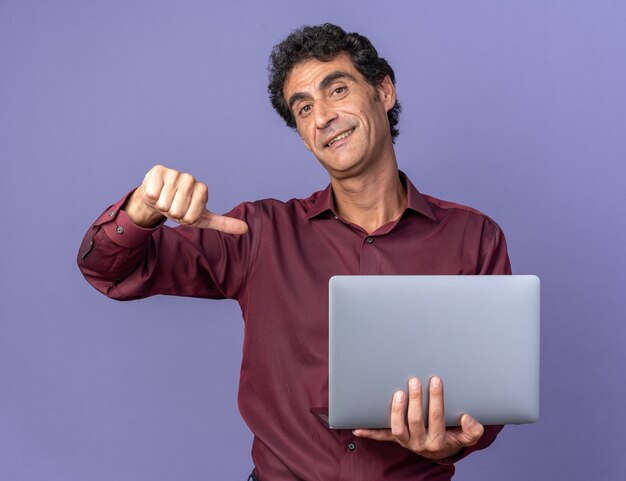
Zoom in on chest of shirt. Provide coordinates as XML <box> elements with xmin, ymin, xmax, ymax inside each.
<box><xmin>242</xmin><ymin>211</ymin><xmax>481</xmax><ymax>331</ymax></box>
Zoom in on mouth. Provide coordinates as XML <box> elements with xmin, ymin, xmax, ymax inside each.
<box><xmin>325</xmin><ymin>128</ymin><xmax>355</xmax><ymax>148</ymax></box>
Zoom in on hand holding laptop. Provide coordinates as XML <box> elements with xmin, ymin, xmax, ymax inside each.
<box><xmin>352</xmin><ymin>376</ymin><xmax>484</xmax><ymax>460</ymax></box>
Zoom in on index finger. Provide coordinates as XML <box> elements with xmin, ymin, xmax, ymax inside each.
<box><xmin>194</xmin><ymin>210</ymin><xmax>249</xmax><ymax>235</ymax></box>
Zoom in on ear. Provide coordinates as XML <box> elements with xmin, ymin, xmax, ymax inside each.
<box><xmin>377</xmin><ymin>75</ymin><xmax>397</xmax><ymax>112</ymax></box>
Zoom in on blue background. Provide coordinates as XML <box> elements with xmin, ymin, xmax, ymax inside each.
<box><xmin>1</xmin><ymin>1</ymin><xmax>625</xmax><ymax>479</ymax></box>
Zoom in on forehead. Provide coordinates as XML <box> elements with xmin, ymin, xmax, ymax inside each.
<box><xmin>283</xmin><ymin>53</ymin><xmax>362</xmax><ymax>98</ymax></box>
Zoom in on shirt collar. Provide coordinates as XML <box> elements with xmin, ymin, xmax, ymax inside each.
<box><xmin>305</xmin><ymin>170</ymin><xmax>437</xmax><ymax>221</ymax></box>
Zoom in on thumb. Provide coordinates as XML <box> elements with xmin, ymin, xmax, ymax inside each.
<box><xmin>193</xmin><ymin>209</ymin><xmax>249</xmax><ymax>235</ymax></box>
<box><xmin>459</xmin><ymin>414</ymin><xmax>484</xmax><ymax>445</ymax></box>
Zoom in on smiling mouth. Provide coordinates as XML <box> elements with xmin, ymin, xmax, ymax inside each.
<box><xmin>325</xmin><ymin>129</ymin><xmax>355</xmax><ymax>147</ymax></box>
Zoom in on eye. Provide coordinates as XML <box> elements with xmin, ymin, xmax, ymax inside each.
<box><xmin>332</xmin><ymin>86</ymin><xmax>346</xmax><ymax>96</ymax></box>
<box><xmin>299</xmin><ymin>104</ymin><xmax>312</xmax><ymax>116</ymax></box>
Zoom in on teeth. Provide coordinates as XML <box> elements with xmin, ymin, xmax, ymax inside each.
<box><xmin>328</xmin><ymin>129</ymin><xmax>354</xmax><ymax>146</ymax></box>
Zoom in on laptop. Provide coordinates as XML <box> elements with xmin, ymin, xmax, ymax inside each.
<box><xmin>312</xmin><ymin>275</ymin><xmax>540</xmax><ymax>429</ymax></box>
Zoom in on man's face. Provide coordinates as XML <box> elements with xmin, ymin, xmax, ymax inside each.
<box><xmin>283</xmin><ymin>53</ymin><xmax>396</xmax><ymax>178</ymax></box>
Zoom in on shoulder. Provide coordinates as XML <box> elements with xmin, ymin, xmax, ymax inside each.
<box><xmin>422</xmin><ymin>193</ymin><xmax>503</xmax><ymax>239</ymax></box>
<box><xmin>423</xmin><ymin>193</ymin><xmax>487</xmax><ymax>218</ymax></box>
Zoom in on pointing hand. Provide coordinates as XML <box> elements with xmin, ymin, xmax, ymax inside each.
<box><xmin>123</xmin><ymin>164</ymin><xmax>249</xmax><ymax>234</ymax></box>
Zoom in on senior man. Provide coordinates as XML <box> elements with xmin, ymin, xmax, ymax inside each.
<box><xmin>78</xmin><ymin>23</ymin><xmax>511</xmax><ymax>481</ymax></box>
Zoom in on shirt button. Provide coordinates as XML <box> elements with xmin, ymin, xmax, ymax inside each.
<box><xmin>366</xmin><ymin>236</ymin><xmax>374</xmax><ymax>244</ymax></box>
<box><xmin>347</xmin><ymin>442</ymin><xmax>356</xmax><ymax>451</ymax></box>
<box><xmin>116</xmin><ymin>225</ymin><xmax>124</xmax><ymax>234</ymax></box>
<box><xmin>108</xmin><ymin>210</ymin><xmax>115</xmax><ymax>217</ymax></box>
<box><xmin>81</xmin><ymin>239</ymin><xmax>94</xmax><ymax>260</ymax></box>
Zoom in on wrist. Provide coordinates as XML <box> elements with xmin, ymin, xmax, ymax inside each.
<box><xmin>122</xmin><ymin>188</ymin><xmax>165</xmax><ymax>228</ymax></box>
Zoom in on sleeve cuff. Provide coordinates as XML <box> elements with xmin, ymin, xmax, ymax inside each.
<box><xmin>95</xmin><ymin>190</ymin><xmax>165</xmax><ymax>249</ymax></box>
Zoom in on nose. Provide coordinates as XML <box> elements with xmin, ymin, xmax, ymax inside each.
<box><xmin>313</xmin><ymin>100</ymin><xmax>337</xmax><ymax>130</ymax></box>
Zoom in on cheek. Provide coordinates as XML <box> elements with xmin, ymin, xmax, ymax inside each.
<box><xmin>299</xmin><ymin>129</ymin><xmax>315</xmax><ymax>151</ymax></box>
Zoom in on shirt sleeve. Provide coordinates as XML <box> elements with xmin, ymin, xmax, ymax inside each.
<box><xmin>476</xmin><ymin>217</ymin><xmax>512</xmax><ymax>276</ymax></box>
<box><xmin>77</xmin><ymin>190</ymin><xmax>257</xmax><ymax>301</ymax></box>
<box><xmin>437</xmin><ymin>217</ymin><xmax>511</xmax><ymax>465</ymax></box>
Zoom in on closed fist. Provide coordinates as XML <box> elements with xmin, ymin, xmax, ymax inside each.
<box><xmin>124</xmin><ymin>164</ymin><xmax>248</xmax><ymax>235</ymax></box>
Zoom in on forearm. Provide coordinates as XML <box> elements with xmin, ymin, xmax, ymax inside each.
<box><xmin>77</xmin><ymin>191</ymin><xmax>163</xmax><ymax>300</ymax></box>
<box><xmin>77</xmin><ymin>191</ymin><xmax>255</xmax><ymax>301</ymax></box>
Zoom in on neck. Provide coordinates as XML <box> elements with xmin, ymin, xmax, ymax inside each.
<box><xmin>330</xmin><ymin>161</ymin><xmax>406</xmax><ymax>234</ymax></box>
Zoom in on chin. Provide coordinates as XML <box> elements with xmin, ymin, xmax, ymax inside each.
<box><xmin>321</xmin><ymin>159</ymin><xmax>367</xmax><ymax>179</ymax></box>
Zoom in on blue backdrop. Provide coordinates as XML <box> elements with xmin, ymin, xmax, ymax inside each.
<box><xmin>1</xmin><ymin>1</ymin><xmax>624</xmax><ymax>480</ymax></box>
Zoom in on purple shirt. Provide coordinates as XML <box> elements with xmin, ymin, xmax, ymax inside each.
<box><xmin>77</xmin><ymin>172</ymin><xmax>511</xmax><ymax>481</ymax></box>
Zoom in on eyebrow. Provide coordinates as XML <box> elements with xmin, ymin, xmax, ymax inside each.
<box><xmin>319</xmin><ymin>70</ymin><xmax>355</xmax><ymax>90</ymax></box>
<box><xmin>287</xmin><ymin>70</ymin><xmax>356</xmax><ymax>110</ymax></box>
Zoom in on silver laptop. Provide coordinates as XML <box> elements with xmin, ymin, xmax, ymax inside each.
<box><xmin>316</xmin><ymin>275</ymin><xmax>540</xmax><ymax>429</ymax></box>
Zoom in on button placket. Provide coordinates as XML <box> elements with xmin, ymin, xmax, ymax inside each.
<box><xmin>360</xmin><ymin>234</ymin><xmax>380</xmax><ymax>274</ymax></box>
